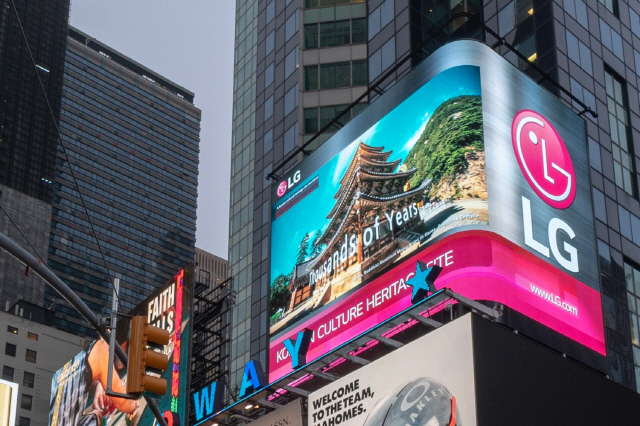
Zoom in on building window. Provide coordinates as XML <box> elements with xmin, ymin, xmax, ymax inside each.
<box><xmin>266</xmin><ymin>1</ymin><xmax>275</xmax><ymax>23</ymax></box>
<box><xmin>368</xmin><ymin>0</ymin><xmax>394</xmax><ymax>40</ymax></box>
<box><xmin>305</xmin><ymin>60</ymin><xmax>368</xmax><ymax>91</ymax></box>
<box><xmin>320</xmin><ymin>62</ymin><xmax>350</xmax><ymax>90</ymax></box>
<box><xmin>266</xmin><ymin>31</ymin><xmax>275</xmax><ymax>54</ymax></box>
<box><xmin>304</xmin><ymin>23</ymin><xmax>319</xmax><ymax>49</ymax></box>
<box><xmin>304</xmin><ymin>18</ymin><xmax>367</xmax><ymax>49</ymax></box>
<box><xmin>625</xmin><ymin>261</ymin><xmax>640</xmax><ymax>391</ymax></box>
<box><xmin>304</xmin><ymin>0</ymin><xmax>365</xmax><ymax>7</ymax></box>
<box><xmin>5</xmin><ymin>343</ymin><xmax>16</xmax><ymax>357</ymax></box>
<box><xmin>304</xmin><ymin>108</ymin><xmax>319</xmax><ymax>134</ymax></box>
<box><xmin>27</xmin><ymin>332</ymin><xmax>38</xmax><ymax>341</ymax></box>
<box><xmin>284</xmin><ymin>122</ymin><xmax>299</xmax><ymax>154</ymax></box>
<box><xmin>265</xmin><ymin>63</ymin><xmax>274</xmax><ymax>88</ymax></box>
<box><xmin>7</xmin><ymin>325</ymin><xmax>18</xmax><ymax>334</ymax></box>
<box><xmin>352</xmin><ymin>60</ymin><xmax>367</xmax><ymax>85</ymax></box>
<box><xmin>2</xmin><ymin>365</ymin><xmax>14</xmax><ymax>381</ymax></box>
<box><xmin>605</xmin><ymin>68</ymin><xmax>636</xmax><ymax>196</ymax></box>
<box><xmin>264</xmin><ymin>95</ymin><xmax>274</xmax><ymax>120</ymax></box>
<box><xmin>515</xmin><ymin>0</ymin><xmax>534</xmax><ymax>24</ymax></box>
<box><xmin>285</xmin><ymin>12</ymin><xmax>299</xmax><ymax>41</ymax></box>
<box><xmin>21</xmin><ymin>394</ymin><xmax>32</xmax><ymax>411</ymax></box>
<box><xmin>25</xmin><ymin>349</ymin><xmax>37</xmax><ymax>363</ymax></box>
<box><xmin>599</xmin><ymin>0</ymin><xmax>618</xmax><ymax>16</ymax></box>
<box><xmin>517</xmin><ymin>34</ymin><xmax>537</xmax><ymax>68</ymax></box>
<box><xmin>284</xmin><ymin>84</ymin><xmax>299</xmax><ymax>116</ymax></box>
<box><xmin>19</xmin><ymin>417</ymin><xmax>30</xmax><ymax>426</ymax></box>
<box><xmin>320</xmin><ymin>20</ymin><xmax>351</xmax><ymax>47</ymax></box>
<box><xmin>304</xmin><ymin>65</ymin><xmax>319</xmax><ymax>91</ymax></box>
<box><xmin>303</xmin><ymin>103</ymin><xmax>367</xmax><ymax>134</ymax></box>
<box><xmin>23</xmin><ymin>371</ymin><xmax>34</xmax><ymax>388</ymax></box>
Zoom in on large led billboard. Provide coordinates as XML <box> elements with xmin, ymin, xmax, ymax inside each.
<box><xmin>48</xmin><ymin>268</ymin><xmax>192</xmax><ymax>426</ymax></box>
<box><xmin>269</xmin><ymin>40</ymin><xmax>604</xmax><ymax>382</ymax></box>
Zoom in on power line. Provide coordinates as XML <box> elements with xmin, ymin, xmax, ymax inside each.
<box><xmin>8</xmin><ymin>0</ymin><xmax>122</xmax><ymax>311</ymax></box>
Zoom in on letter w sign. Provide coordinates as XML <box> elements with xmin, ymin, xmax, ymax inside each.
<box><xmin>193</xmin><ymin>382</ymin><xmax>223</xmax><ymax>421</ymax></box>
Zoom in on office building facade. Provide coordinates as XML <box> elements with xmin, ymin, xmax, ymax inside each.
<box><xmin>47</xmin><ymin>27</ymin><xmax>200</xmax><ymax>335</ymax></box>
<box><xmin>0</xmin><ymin>303</ymin><xmax>87</xmax><ymax>426</ymax></box>
<box><xmin>0</xmin><ymin>0</ymin><xmax>69</xmax><ymax>203</ymax></box>
<box><xmin>228</xmin><ymin>0</ymin><xmax>372</xmax><ymax>391</ymax></box>
<box><xmin>228</xmin><ymin>0</ymin><xmax>640</xmax><ymax>399</ymax></box>
<box><xmin>0</xmin><ymin>0</ymin><xmax>70</xmax><ymax>310</ymax></box>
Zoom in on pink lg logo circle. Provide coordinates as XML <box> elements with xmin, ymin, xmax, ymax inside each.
<box><xmin>277</xmin><ymin>181</ymin><xmax>288</xmax><ymax>197</ymax></box>
<box><xmin>512</xmin><ymin>110</ymin><xmax>576</xmax><ymax>209</ymax></box>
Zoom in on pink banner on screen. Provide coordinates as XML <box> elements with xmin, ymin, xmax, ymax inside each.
<box><xmin>269</xmin><ymin>230</ymin><xmax>605</xmax><ymax>382</ymax></box>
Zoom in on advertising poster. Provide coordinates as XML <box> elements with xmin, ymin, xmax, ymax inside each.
<box><xmin>48</xmin><ymin>268</ymin><xmax>192</xmax><ymax>426</ymax></box>
<box><xmin>269</xmin><ymin>40</ymin><xmax>604</xmax><ymax>382</ymax></box>
<box><xmin>307</xmin><ymin>315</ymin><xmax>476</xmax><ymax>426</ymax></box>
<box><xmin>0</xmin><ymin>379</ymin><xmax>18</xmax><ymax>426</ymax></box>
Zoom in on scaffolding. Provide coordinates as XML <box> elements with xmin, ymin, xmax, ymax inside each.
<box><xmin>190</xmin><ymin>269</ymin><xmax>234</xmax><ymax>399</ymax></box>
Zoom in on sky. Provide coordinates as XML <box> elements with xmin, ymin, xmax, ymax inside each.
<box><xmin>270</xmin><ymin>66</ymin><xmax>482</xmax><ymax>282</ymax></box>
<box><xmin>70</xmin><ymin>0</ymin><xmax>236</xmax><ymax>259</ymax></box>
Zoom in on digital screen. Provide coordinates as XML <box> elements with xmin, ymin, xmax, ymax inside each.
<box><xmin>49</xmin><ymin>268</ymin><xmax>192</xmax><ymax>426</ymax></box>
<box><xmin>269</xmin><ymin>40</ymin><xmax>603</xmax><ymax>382</ymax></box>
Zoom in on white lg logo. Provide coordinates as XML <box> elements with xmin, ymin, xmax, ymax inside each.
<box><xmin>513</xmin><ymin>110</ymin><xmax>579</xmax><ymax>273</ymax></box>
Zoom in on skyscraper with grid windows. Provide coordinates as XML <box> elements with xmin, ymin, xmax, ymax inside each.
<box><xmin>46</xmin><ymin>27</ymin><xmax>201</xmax><ymax>335</ymax></box>
<box><xmin>225</xmin><ymin>0</ymin><xmax>640</xmax><ymax>400</ymax></box>
<box><xmin>0</xmin><ymin>0</ymin><xmax>70</xmax><ymax>310</ymax></box>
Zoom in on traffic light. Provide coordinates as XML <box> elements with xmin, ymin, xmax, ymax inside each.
<box><xmin>127</xmin><ymin>316</ymin><xmax>170</xmax><ymax>396</ymax></box>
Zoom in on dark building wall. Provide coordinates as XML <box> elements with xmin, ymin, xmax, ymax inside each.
<box><xmin>0</xmin><ymin>185</ymin><xmax>52</xmax><ymax>308</ymax></box>
<box><xmin>47</xmin><ymin>27</ymin><xmax>200</xmax><ymax>336</ymax></box>
<box><xmin>472</xmin><ymin>314</ymin><xmax>640</xmax><ymax>425</ymax></box>
<box><xmin>0</xmin><ymin>0</ymin><xmax>70</xmax><ymax>203</ymax></box>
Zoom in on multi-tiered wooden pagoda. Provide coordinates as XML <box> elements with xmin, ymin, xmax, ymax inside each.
<box><xmin>287</xmin><ymin>142</ymin><xmax>430</xmax><ymax>312</ymax></box>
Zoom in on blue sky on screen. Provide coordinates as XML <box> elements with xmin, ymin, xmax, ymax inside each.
<box><xmin>270</xmin><ymin>65</ymin><xmax>481</xmax><ymax>281</ymax></box>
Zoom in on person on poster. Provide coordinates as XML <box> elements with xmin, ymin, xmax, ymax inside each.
<box><xmin>49</xmin><ymin>339</ymin><xmax>139</xmax><ymax>426</ymax></box>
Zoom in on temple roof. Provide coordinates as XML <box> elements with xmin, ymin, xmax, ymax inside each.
<box><xmin>311</xmin><ymin>178</ymin><xmax>430</xmax><ymax>266</ymax></box>
<box><xmin>327</xmin><ymin>166</ymin><xmax>417</xmax><ymax>220</ymax></box>
<box><xmin>313</xmin><ymin>142</ymin><xmax>428</xmax><ymax>260</ymax></box>
<box><xmin>358</xmin><ymin>167</ymin><xmax>417</xmax><ymax>181</ymax></box>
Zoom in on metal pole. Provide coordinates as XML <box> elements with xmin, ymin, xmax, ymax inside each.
<box><xmin>106</xmin><ymin>278</ymin><xmax>119</xmax><ymax>394</ymax></box>
<box><xmin>0</xmin><ymin>231</ymin><xmax>167</xmax><ymax>426</ymax></box>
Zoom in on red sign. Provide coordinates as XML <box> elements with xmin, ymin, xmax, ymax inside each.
<box><xmin>268</xmin><ymin>230</ymin><xmax>604</xmax><ymax>382</ymax></box>
<box><xmin>512</xmin><ymin>110</ymin><xmax>576</xmax><ymax>209</ymax></box>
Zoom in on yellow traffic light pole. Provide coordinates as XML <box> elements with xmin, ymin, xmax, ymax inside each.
<box><xmin>127</xmin><ymin>316</ymin><xmax>170</xmax><ymax>395</ymax></box>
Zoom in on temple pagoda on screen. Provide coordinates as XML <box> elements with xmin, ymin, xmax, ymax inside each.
<box><xmin>287</xmin><ymin>142</ymin><xmax>430</xmax><ymax>313</ymax></box>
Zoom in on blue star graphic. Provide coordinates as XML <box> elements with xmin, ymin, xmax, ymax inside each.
<box><xmin>406</xmin><ymin>261</ymin><xmax>442</xmax><ymax>303</ymax></box>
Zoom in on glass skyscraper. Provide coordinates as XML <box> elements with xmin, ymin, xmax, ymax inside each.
<box><xmin>0</xmin><ymin>0</ymin><xmax>70</xmax><ymax>310</ymax></box>
<box><xmin>0</xmin><ymin>0</ymin><xmax>69</xmax><ymax>203</ymax></box>
<box><xmin>47</xmin><ymin>27</ymin><xmax>201</xmax><ymax>335</ymax></box>
<box><xmin>227</xmin><ymin>0</ymin><xmax>640</xmax><ymax>399</ymax></box>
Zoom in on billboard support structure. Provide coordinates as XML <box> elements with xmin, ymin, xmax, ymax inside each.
<box><xmin>105</xmin><ymin>277</ymin><xmax>135</xmax><ymax>399</ymax></box>
<box><xmin>0</xmin><ymin>231</ymin><xmax>168</xmax><ymax>426</ymax></box>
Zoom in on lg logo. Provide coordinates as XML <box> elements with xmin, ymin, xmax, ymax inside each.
<box><xmin>277</xmin><ymin>170</ymin><xmax>301</xmax><ymax>197</ymax></box>
<box><xmin>512</xmin><ymin>110</ymin><xmax>579</xmax><ymax>273</ymax></box>
<box><xmin>512</xmin><ymin>110</ymin><xmax>576</xmax><ymax>208</ymax></box>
